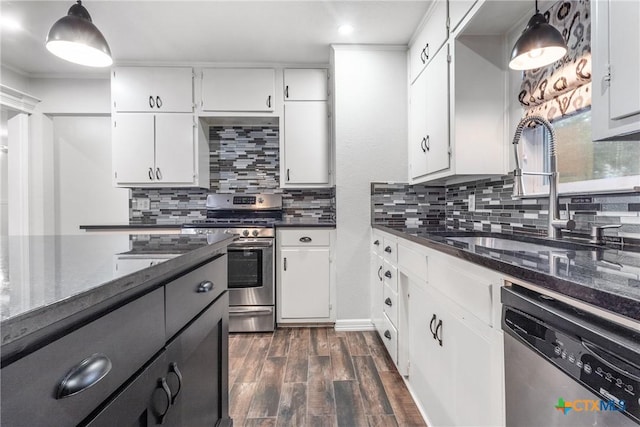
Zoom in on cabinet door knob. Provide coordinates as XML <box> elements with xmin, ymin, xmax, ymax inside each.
<box><xmin>435</xmin><ymin>319</ymin><xmax>443</xmax><ymax>346</ymax></box>
<box><xmin>384</xmin><ymin>246</ymin><xmax>392</xmax><ymax>253</ymax></box>
<box><xmin>299</xmin><ymin>236</ymin><xmax>312</xmax><ymax>243</ymax></box>
<box><xmin>429</xmin><ymin>313</ymin><xmax>437</xmax><ymax>338</ymax></box>
<box><xmin>156</xmin><ymin>96</ymin><xmax>162</xmax><ymax>108</ymax></box>
<box><xmin>373</xmin><ymin>239</ymin><xmax>380</xmax><ymax>246</ymax></box>
<box><xmin>148</xmin><ymin>167</ymin><xmax>154</xmax><ymax>180</ymax></box>
<box><xmin>384</xmin><ymin>297</ymin><xmax>393</xmax><ymax>307</ymax></box>
<box><xmin>156</xmin><ymin>167</ymin><xmax>162</xmax><ymax>180</ymax></box>
<box><xmin>196</xmin><ymin>281</ymin><xmax>214</xmax><ymax>293</ymax></box>
<box><xmin>377</xmin><ymin>266</ymin><xmax>383</xmax><ymax>281</ymax></box>
<box><xmin>155</xmin><ymin>377</ymin><xmax>172</xmax><ymax>425</ymax></box>
<box><xmin>149</xmin><ymin>95</ymin><xmax>155</xmax><ymax>108</ymax></box>
<box><xmin>384</xmin><ymin>330</ymin><xmax>392</xmax><ymax>340</ymax></box>
<box><xmin>56</xmin><ymin>353</ymin><xmax>112</xmax><ymax>399</ymax></box>
<box><xmin>168</xmin><ymin>362</ymin><xmax>183</xmax><ymax>404</ymax></box>
<box><xmin>384</xmin><ymin>270</ymin><xmax>392</xmax><ymax>279</ymax></box>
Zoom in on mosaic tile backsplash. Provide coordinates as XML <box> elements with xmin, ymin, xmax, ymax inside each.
<box><xmin>371</xmin><ymin>176</ymin><xmax>640</xmax><ymax>244</ymax></box>
<box><xmin>371</xmin><ymin>183</ymin><xmax>445</xmax><ymax>229</ymax></box>
<box><xmin>130</xmin><ymin>126</ymin><xmax>335</xmax><ymax>224</ymax></box>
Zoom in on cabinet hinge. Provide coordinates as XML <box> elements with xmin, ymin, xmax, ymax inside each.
<box><xmin>448</xmin><ymin>146</ymin><xmax>452</xmax><ymax>156</ymax></box>
<box><xmin>113</xmin><ymin>71</ymin><xmax>116</xmax><ymax>78</ymax></box>
<box><xmin>114</xmin><ymin>171</ymin><xmax>118</xmax><ymax>179</ymax></box>
<box><xmin>113</xmin><ymin>121</ymin><xmax>117</xmax><ymax>128</ymax></box>
<box><xmin>113</xmin><ymin>101</ymin><xmax>116</xmax><ymax>108</ymax></box>
<box><xmin>447</xmin><ymin>54</ymin><xmax>452</xmax><ymax>63</ymax></box>
<box><xmin>329</xmin><ymin>304</ymin><xmax>333</xmax><ymax>311</ymax></box>
<box><xmin>604</xmin><ymin>64</ymin><xmax>612</xmax><ymax>83</ymax></box>
<box><xmin>446</xmin><ymin>16</ymin><xmax>450</xmax><ymax>31</ymax></box>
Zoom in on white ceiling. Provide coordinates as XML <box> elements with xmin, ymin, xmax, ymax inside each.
<box><xmin>0</xmin><ymin>0</ymin><xmax>432</xmax><ymax>77</ymax></box>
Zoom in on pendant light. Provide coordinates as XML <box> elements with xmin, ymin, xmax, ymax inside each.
<box><xmin>45</xmin><ymin>0</ymin><xmax>112</xmax><ymax>67</ymax></box>
<box><xmin>509</xmin><ymin>0</ymin><xmax>567</xmax><ymax>70</ymax></box>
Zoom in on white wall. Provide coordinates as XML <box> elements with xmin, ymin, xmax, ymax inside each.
<box><xmin>0</xmin><ymin>66</ymin><xmax>30</xmax><ymax>93</ymax></box>
<box><xmin>53</xmin><ymin>117</ymin><xmax>128</xmax><ymax>235</ymax></box>
<box><xmin>332</xmin><ymin>45</ymin><xmax>408</xmax><ymax>322</ymax></box>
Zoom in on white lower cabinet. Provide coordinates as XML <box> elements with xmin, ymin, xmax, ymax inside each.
<box><xmin>370</xmin><ymin>228</ymin><xmax>505</xmax><ymax>427</ymax></box>
<box><xmin>277</xmin><ymin>228</ymin><xmax>335</xmax><ymax>323</ymax></box>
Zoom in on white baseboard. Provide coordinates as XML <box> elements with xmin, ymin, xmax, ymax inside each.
<box><xmin>334</xmin><ymin>318</ymin><xmax>375</xmax><ymax>331</ymax></box>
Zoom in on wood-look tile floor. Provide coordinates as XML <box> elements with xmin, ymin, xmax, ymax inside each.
<box><xmin>229</xmin><ymin>328</ymin><xmax>427</xmax><ymax>427</ymax></box>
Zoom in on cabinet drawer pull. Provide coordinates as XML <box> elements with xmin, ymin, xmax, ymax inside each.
<box><xmin>377</xmin><ymin>266</ymin><xmax>383</xmax><ymax>281</ymax></box>
<box><xmin>286</xmin><ymin>168</ymin><xmax>290</xmax><ymax>181</ymax></box>
<box><xmin>196</xmin><ymin>281</ymin><xmax>214</xmax><ymax>293</ymax></box>
<box><xmin>384</xmin><ymin>270</ymin><xmax>392</xmax><ymax>279</ymax></box>
<box><xmin>435</xmin><ymin>319</ymin><xmax>443</xmax><ymax>346</ymax></box>
<box><xmin>425</xmin><ymin>135</ymin><xmax>430</xmax><ymax>151</ymax></box>
<box><xmin>420</xmin><ymin>47</ymin><xmax>427</xmax><ymax>64</ymax></box>
<box><xmin>149</xmin><ymin>95</ymin><xmax>155</xmax><ymax>108</ymax></box>
<box><xmin>267</xmin><ymin>95</ymin><xmax>271</xmax><ymax>108</ymax></box>
<box><xmin>429</xmin><ymin>313</ymin><xmax>437</xmax><ymax>338</ymax></box>
<box><xmin>156</xmin><ymin>167</ymin><xmax>162</xmax><ymax>180</ymax></box>
<box><xmin>56</xmin><ymin>353</ymin><xmax>112</xmax><ymax>399</ymax></box>
<box><xmin>424</xmin><ymin>43</ymin><xmax>429</xmax><ymax>61</ymax></box>
<box><xmin>299</xmin><ymin>236</ymin><xmax>312</xmax><ymax>243</ymax></box>
<box><xmin>384</xmin><ymin>330</ymin><xmax>392</xmax><ymax>340</ymax></box>
<box><xmin>148</xmin><ymin>167</ymin><xmax>154</xmax><ymax>180</ymax></box>
<box><xmin>373</xmin><ymin>239</ymin><xmax>380</xmax><ymax>246</ymax></box>
<box><xmin>156</xmin><ymin>96</ymin><xmax>162</xmax><ymax>108</ymax></box>
<box><xmin>421</xmin><ymin>137</ymin><xmax>427</xmax><ymax>153</ymax></box>
<box><xmin>155</xmin><ymin>377</ymin><xmax>172</xmax><ymax>425</ymax></box>
<box><xmin>384</xmin><ymin>297</ymin><xmax>393</xmax><ymax>307</ymax></box>
<box><xmin>284</xmin><ymin>257</ymin><xmax>287</xmax><ymax>271</ymax></box>
<box><xmin>168</xmin><ymin>362</ymin><xmax>183</xmax><ymax>404</ymax></box>
<box><xmin>384</xmin><ymin>246</ymin><xmax>392</xmax><ymax>253</ymax></box>
<box><xmin>285</xmin><ymin>85</ymin><xmax>289</xmax><ymax>98</ymax></box>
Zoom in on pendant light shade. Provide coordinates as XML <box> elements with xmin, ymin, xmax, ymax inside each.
<box><xmin>509</xmin><ymin>6</ymin><xmax>567</xmax><ymax>71</ymax></box>
<box><xmin>46</xmin><ymin>1</ymin><xmax>112</xmax><ymax>67</ymax></box>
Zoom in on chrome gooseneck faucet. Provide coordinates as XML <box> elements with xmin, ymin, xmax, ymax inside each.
<box><xmin>512</xmin><ymin>115</ymin><xmax>576</xmax><ymax>239</ymax></box>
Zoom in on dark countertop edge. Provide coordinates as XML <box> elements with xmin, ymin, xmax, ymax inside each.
<box><xmin>1</xmin><ymin>234</ymin><xmax>235</xmax><ymax>364</ymax></box>
<box><xmin>80</xmin><ymin>224</ymin><xmax>184</xmax><ymax>230</ymax></box>
<box><xmin>275</xmin><ymin>222</ymin><xmax>336</xmax><ymax>228</ymax></box>
<box><xmin>372</xmin><ymin>225</ymin><xmax>640</xmax><ymax>323</ymax></box>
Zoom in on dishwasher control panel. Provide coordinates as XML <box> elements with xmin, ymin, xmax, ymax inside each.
<box><xmin>504</xmin><ymin>308</ymin><xmax>640</xmax><ymax>423</ymax></box>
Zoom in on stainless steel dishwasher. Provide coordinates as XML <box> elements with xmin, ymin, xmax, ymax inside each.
<box><xmin>502</xmin><ymin>283</ymin><xmax>640</xmax><ymax>426</ymax></box>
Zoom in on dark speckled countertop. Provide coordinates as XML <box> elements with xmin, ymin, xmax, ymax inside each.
<box><xmin>275</xmin><ymin>219</ymin><xmax>336</xmax><ymax>228</ymax></box>
<box><xmin>0</xmin><ymin>232</ymin><xmax>234</xmax><ymax>361</ymax></box>
<box><xmin>373</xmin><ymin>225</ymin><xmax>640</xmax><ymax>323</ymax></box>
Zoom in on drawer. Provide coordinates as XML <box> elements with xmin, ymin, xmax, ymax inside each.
<box><xmin>1</xmin><ymin>288</ymin><xmax>165</xmax><ymax>427</ymax></box>
<box><xmin>383</xmin><ymin>261</ymin><xmax>398</xmax><ymax>293</ymax></box>
<box><xmin>383</xmin><ymin>284</ymin><xmax>399</xmax><ymax>329</ymax></box>
<box><xmin>398</xmin><ymin>243</ymin><xmax>428</xmax><ymax>282</ymax></box>
<box><xmin>371</xmin><ymin>231</ymin><xmax>383</xmax><ymax>255</ymax></box>
<box><xmin>166</xmin><ymin>254</ymin><xmax>227</xmax><ymax>339</ymax></box>
<box><xmin>380</xmin><ymin>313</ymin><xmax>398</xmax><ymax>364</ymax></box>
<box><xmin>382</xmin><ymin>237</ymin><xmax>397</xmax><ymax>264</ymax></box>
<box><xmin>279</xmin><ymin>229</ymin><xmax>331</xmax><ymax>247</ymax></box>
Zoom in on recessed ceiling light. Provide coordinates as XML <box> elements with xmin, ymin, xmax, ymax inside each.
<box><xmin>338</xmin><ymin>24</ymin><xmax>354</xmax><ymax>35</ymax></box>
<box><xmin>1</xmin><ymin>16</ymin><xmax>23</xmax><ymax>32</ymax></box>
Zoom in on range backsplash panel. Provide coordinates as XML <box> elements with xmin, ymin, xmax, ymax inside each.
<box><xmin>129</xmin><ymin>126</ymin><xmax>335</xmax><ymax>224</ymax></box>
<box><xmin>371</xmin><ymin>176</ymin><xmax>640</xmax><ymax>244</ymax></box>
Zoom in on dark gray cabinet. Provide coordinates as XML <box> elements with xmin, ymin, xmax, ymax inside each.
<box><xmin>1</xmin><ymin>253</ymin><xmax>230</xmax><ymax>427</ymax></box>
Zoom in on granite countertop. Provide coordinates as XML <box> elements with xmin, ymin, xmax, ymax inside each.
<box><xmin>0</xmin><ymin>232</ymin><xmax>234</xmax><ymax>360</ymax></box>
<box><xmin>275</xmin><ymin>219</ymin><xmax>336</xmax><ymax>228</ymax></box>
<box><xmin>373</xmin><ymin>225</ymin><xmax>640</xmax><ymax>323</ymax></box>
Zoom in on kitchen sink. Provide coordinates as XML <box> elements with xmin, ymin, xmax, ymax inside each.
<box><xmin>446</xmin><ymin>236</ymin><xmax>596</xmax><ymax>253</ymax></box>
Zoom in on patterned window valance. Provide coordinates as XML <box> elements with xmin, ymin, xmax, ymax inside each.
<box><xmin>519</xmin><ymin>0</ymin><xmax>591</xmax><ymax>121</ymax></box>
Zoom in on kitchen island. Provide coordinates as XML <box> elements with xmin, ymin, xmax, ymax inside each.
<box><xmin>1</xmin><ymin>232</ymin><xmax>234</xmax><ymax>427</ymax></box>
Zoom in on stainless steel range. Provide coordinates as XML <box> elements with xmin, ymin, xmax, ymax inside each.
<box><xmin>182</xmin><ymin>193</ymin><xmax>282</xmax><ymax>332</ymax></box>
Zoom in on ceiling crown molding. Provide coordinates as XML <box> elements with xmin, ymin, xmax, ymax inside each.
<box><xmin>1</xmin><ymin>85</ymin><xmax>41</xmax><ymax>114</ymax></box>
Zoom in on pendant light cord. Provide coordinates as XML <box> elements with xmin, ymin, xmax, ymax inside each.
<box><xmin>535</xmin><ymin>0</ymin><xmax>539</xmax><ymax>13</ymax></box>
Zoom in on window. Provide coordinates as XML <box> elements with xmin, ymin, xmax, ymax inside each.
<box><xmin>519</xmin><ymin>108</ymin><xmax>640</xmax><ymax>195</ymax></box>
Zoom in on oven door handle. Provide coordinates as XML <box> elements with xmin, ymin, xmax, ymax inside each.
<box><xmin>229</xmin><ymin>307</ymin><xmax>274</xmax><ymax>316</ymax></box>
<box><xmin>229</xmin><ymin>245</ymin><xmax>273</xmax><ymax>251</ymax></box>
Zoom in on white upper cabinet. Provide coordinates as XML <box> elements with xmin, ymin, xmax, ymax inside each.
<box><xmin>448</xmin><ymin>0</ymin><xmax>477</xmax><ymax>33</ymax></box>
<box><xmin>283</xmin><ymin>69</ymin><xmax>328</xmax><ymax>101</ymax></box>
<box><xmin>283</xmin><ymin>102</ymin><xmax>330</xmax><ymax>185</ymax></box>
<box><xmin>112</xmin><ymin>67</ymin><xmax>193</xmax><ymax>113</ymax></box>
<box><xmin>592</xmin><ymin>0</ymin><xmax>640</xmax><ymax>140</ymax></box>
<box><xmin>409</xmin><ymin>71</ymin><xmax>429</xmax><ymax>181</ymax></box>
<box><xmin>409</xmin><ymin>0</ymin><xmax>448</xmax><ymax>84</ymax></box>
<box><xmin>201</xmin><ymin>68</ymin><xmax>275</xmax><ymax>112</ymax></box>
<box><xmin>112</xmin><ymin>114</ymin><xmax>207</xmax><ymax>188</ymax></box>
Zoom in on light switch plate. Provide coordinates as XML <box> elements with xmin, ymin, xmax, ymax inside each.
<box><xmin>137</xmin><ymin>198</ymin><xmax>150</xmax><ymax>210</ymax></box>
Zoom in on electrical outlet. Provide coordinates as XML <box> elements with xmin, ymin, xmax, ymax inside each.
<box><xmin>137</xmin><ymin>198</ymin><xmax>150</xmax><ymax>210</ymax></box>
<box><xmin>468</xmin><ymin>194</ymin><xmax>476</xmax><ymax>212</ymax></box>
